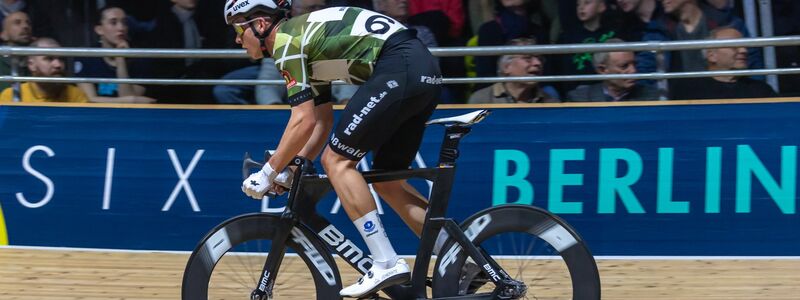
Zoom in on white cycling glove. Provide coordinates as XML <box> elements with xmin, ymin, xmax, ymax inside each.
<box><xmin>242</xmin><ymin>163</ymin><xmax>278</xmax><ymax>200</ymax></box>
<box><xmin>273</xmin><ymin>166</ymin><xmax>294</xmax><ymax>189</ymax></box>
<box><xmin>242</xmin><ymin>163</ymin><xmax>294</xmax><ymax>200</ymax></box>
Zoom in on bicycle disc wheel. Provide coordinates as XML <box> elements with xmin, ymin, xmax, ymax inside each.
<box><xmin>432</xmin><ymin>205</ymin><xmax>600</xmax><ymax>300</ymax></box>
<box><xmin>182</xmin><ymin>213</ymin><xmax>342</xmax><ymax>299</ymax></box>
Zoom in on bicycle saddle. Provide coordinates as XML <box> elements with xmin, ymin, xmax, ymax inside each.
<box><xmin>426</xmin><ymin>110</ymin><xmax>490</xmax><ymax>127</ymax></box>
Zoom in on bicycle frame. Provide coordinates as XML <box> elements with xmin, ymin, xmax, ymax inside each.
<box><xmin>249</xmin><ymin>116</ymin><xmax>515</xmax><ymax>299</ymax></box>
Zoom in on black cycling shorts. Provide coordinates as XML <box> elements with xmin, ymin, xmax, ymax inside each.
<box><xmin>328</xmin><ymin>30</ymin><xmax>441</xmax><ymax>170</ymax></box>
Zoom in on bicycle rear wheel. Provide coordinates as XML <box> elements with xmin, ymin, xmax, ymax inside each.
<box><xmin>432</xmin><ymin>205</ymin><xmax>600</xmax><ymax>299</ymax></box>
<box><xmin>182</xmin><ymin>213</ymin><xmax>342</xmax><ymax>299</ymax></box>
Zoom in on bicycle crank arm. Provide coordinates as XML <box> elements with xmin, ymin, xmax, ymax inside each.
<box><xmin>429</xmin><ymin>294</ymin><xmax>496</xmax><ymax>300</ymax></box>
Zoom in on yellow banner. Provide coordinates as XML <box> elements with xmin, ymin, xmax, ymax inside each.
<box><xmin>0</xmin><ymin>202</ymin><xmax>7</xmax><ymax>245</ymax></box>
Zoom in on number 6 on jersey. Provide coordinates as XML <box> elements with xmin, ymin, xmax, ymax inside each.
<box><xmin>350</xmin><ymin>10</ymin><xmax>405</xmax><ymax>40</ymax></box>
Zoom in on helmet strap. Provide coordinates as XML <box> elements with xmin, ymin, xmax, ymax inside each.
<box><xmin>249</xmin><ymin>14</ymin><xmax>285</xmax><ymax>58</ymax></box>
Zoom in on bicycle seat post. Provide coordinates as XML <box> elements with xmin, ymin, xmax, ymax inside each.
<box><xmin>438</xmin><ymin>124</ymin><xmax>473</xmax><ymax>168</ymax></box>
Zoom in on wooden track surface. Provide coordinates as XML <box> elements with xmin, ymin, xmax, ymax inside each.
<box><xmin>1</xmin><ymin>247</ymin><xmax>798</xmax><ymax>299</ymax></box>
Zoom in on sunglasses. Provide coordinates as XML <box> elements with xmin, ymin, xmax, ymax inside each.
<box><xmin>232</xmin><ymin>17</ymin><xmax>265</xmax><ymax>37</ymax></box>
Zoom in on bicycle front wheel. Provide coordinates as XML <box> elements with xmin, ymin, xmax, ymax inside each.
<box><xmin>432</xmin><ymin>205</ymin><xmax>600</xmax><ymax>299</ymax></box>
<box><xmin>181</xmin><ymin>213</ymin><xmax>342</xmax><ymax>300</ymax></box>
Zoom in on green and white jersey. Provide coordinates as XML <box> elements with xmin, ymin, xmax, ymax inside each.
<box><xmin>272</xmin><ymin>7</ymin><xmax>407</xmax><ymax>105</ymax></box>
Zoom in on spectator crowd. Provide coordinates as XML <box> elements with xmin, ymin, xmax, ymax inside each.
<box><xmin>1</xmin><ymin>0</ymin><xmax>798</xmax><ymax>104</ymax></box>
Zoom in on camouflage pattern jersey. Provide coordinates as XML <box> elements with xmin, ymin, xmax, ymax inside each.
<box><xmin>272</xmin><ymin>6</ymin><xmax>407</xmax><ymax>105</ymax></box>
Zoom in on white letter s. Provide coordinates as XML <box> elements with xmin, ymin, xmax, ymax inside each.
<box><xmin>16</xmin><ymin>145</ymin><xmax>55</xmax><ymax>208</ymax></box>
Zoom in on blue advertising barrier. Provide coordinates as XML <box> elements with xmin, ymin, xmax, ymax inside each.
<box><xmin>1</xmin><ymin>101</ymin><xmax>799</xmax><ymax>256</ymax></box>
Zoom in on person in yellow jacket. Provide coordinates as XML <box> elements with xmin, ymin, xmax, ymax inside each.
<box><xmin>0</xmin><ymin>38</ymin><xmax>88</xmax><ymax>103</ymax></box>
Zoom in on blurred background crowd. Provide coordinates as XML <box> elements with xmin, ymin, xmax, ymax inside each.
<box><xmin>0</xmin><ymin>0</ymin><xmax>798</xmax><ymax>105</ymax></box>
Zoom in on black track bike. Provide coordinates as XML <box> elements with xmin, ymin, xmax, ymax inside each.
<box><xmin>181</xmin><ymin>110</ymin><xmax>601</xmax><ymax>299</ymax></box>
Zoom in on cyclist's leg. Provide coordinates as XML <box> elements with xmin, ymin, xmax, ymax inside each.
<box><xmin>374</xmin><ymin>180</ymin><xmax>450</xmax><ymax>254</ymax></box>
<box><xmin>324</xmin><ymin>33</ymin><xmax>440</xmax><ymax>297</ymax></box>
<box><xmin>322</xmin><ymin>151</ymin><xmax>378</xmax><ymax>219</ymax></box>
<box><xmin>322</xmin><ymin>75</ymin><xmax>418</xmax><ymax>297</ymax></box>
<box><xmin>372</xmin><ymin>180</ymin><xmax>428</xmax><ymax>236</ymax></box>
<box><xmin>370</xmin><ymin>97</ymin><xmax>438</xmax><ymax>237</ymax></box>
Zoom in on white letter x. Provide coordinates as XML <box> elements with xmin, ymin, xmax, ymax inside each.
<box><xmin>162</xmin><ymin>149</ymin><xmax>204</xmax><ymax>212</ymax></box>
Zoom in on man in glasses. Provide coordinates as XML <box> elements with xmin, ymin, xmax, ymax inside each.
<box><xmin>469</xmin><ymin>38</ymin><xmax>560</xmax><ymax>104</ymax></box>
<box><xmin>226</xmin><ymin>0</ymin><xmax>441</xmax><ymax>297</ymax></box>
<box><xmin>566</xmin><ymin>38</ymin><xmax>659</xmax><ymax>102</ymax></box>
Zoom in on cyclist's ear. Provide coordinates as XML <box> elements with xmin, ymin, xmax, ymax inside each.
<box><xmin>255</xmin><ymin>17</ymin><xmax>272</xmax><ymax>35</ymax></box>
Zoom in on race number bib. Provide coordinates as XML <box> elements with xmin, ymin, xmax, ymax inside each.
<box><xmin>349</xmin><ymin>10</ymin><xmax>406</xmax><ymax>40</ymax></box>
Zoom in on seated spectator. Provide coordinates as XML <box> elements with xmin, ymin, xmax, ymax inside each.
<box><xmin>555</xmin><ymin>0</ymin><xmax>619</xmax><ymax>95</ymax></box>
<box><xmin>567</xmin><ymin>39</ymin><xmax>658</xmax><ymax>102</ymax></box>
<box><xmin>1</xmin><ymin>1</ymin><xmax>57</xmax><ymax>37</ymax></box>
<box><xmin>0</xmin><ymin>11</ymin><xmax>32</xmax><ymax>91</ymax></box>
<box><xmin>75</xmin><ymin>6</ymin><xmax>155</xmax><ymax>103</ymax></box>
<box><xmin>214</xmin><ymin>62</ymin><xmax>286</xmax><ymax>105</ymax></box>
<box><xmin>662</xmin><ymin>0</ymin><xmax>762</xmax><ymax>73</ymax></box>
<box><xmin>469</xmin><ymin>38</ymin><xmax>559</xmax><ymax>104</ymax></box>
<box><xmin>0</xmin><ymin>0</ymin><xmax>31</xmax><ymax>34</ymax></box>
<box><xmin>9</xmin><ymin>1</ymin><xmax>84</xmax><ymax>47</ymax></box>
<box><xmin>474</xmin><ymin>0</ymin><xmax>549</xmax><ymax>84</ymax></box>
<box><xmin>0</xmin><ymin>11</ymin><xmax>30</xmax><ymax>44</ymax></box>
<box><xmin>670</xmin><ymin>27</ymin><xmax>777</xmax><ymax>100</ymax></box>
<box><xmin>616</xmin><ymin>0</ymin><xmax>670</xmax><ymax>78</ymax></box>
<box><xmin>0</xmin><ymin>38</ymin><xmax>87</xmax><ymax>103</ymax></box>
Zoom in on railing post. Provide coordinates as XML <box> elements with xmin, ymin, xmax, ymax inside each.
<box><xmin>656</xmin><ymin>50</ymin><xmax>668</xmax><ymax>100</ymax></box>
<box><xmin>758</xmin><ymin>0</ymin><xmax>780</xmax><ymax>93</ymax></box>
<box><xmin>743</xmin><ymin>0</ymin><xmax>759</xmax><ymax>38</ymax></box>
<box><xmin>10</xmin><ymin>55</ymin><xmax>20</xmax><ymax>102</ymax></box>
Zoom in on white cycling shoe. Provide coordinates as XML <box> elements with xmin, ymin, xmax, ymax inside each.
<box><xmin>340</xmin><ymin>258</ymin><xmax>411</xmax><ymax>298</ymax></box>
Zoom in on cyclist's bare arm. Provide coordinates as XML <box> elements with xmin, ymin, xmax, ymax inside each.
<box><xmin>297</xmin><ymin>102</ymin><xmax>334</xmax><ymax>160</ymax></box>
<box><xmin>267</xmin><ymin>99</ymin><xmax>316</xmax><ymax>171</ymax></box>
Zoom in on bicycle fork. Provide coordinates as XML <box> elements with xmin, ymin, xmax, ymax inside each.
<box><xmin>249</xmin><ymin>157</ymin><xmax>313</xmax><ymax>300</ymax></box>
<box><xmin>250</xmin><ymin>212</ymin><xmax>297</xmax><ymax>300</ymax></box>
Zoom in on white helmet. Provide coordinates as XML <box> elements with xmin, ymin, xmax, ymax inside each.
<box><xmin>224</xmin><ymin>0</ymin><xmax>292</xmax><ymax>25</ymax></box>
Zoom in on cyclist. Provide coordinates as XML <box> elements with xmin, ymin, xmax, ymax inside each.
<box><xmin>225</xmin><ymin>0</ymin><xmax>441</xmax><ymax>297</ymax></box>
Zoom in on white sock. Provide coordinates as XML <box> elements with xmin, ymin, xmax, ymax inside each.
<box><xmin>432</xmin><ymin>229</ymin><xmax>450</xmax><ymax>255</ymax></box>
<box><xmin>354</xmin><ymin>210</ymin><xmax>398</xmax><ymax>269</ymax></box>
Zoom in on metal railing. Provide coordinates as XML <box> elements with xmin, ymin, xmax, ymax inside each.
<box><xmin>2</xmin><ymin>36</ymin><xmax>799</xmax><ymax>95</ymax></box>
<box><xmin>3</xmin><ymin>36</ymin><xmax>799</xmax><ymax>58</ymax></box>
<box><xmin>5</xmin><ymin>68</ymin><xmax>800</xmax><ymax>86</ymax></box>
